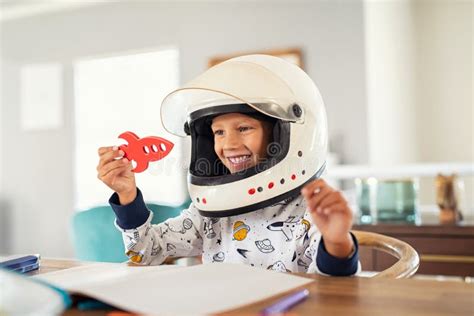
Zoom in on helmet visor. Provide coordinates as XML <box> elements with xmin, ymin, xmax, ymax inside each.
<box><xmin>161</xmin><ymin>60</ymin><xmax>302</xmax><ymax>136</ymax></box>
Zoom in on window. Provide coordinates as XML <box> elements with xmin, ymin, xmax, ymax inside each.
<box><xmin>74</xmin><ymin>48</ymin><xmax>188</xmax><ymax>210</ymax></box>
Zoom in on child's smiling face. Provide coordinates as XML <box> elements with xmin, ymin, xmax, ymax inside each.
<box><xmin>211</xmin><ymin>112</ymin><xmax>272</xmax><ymax>174</ymax></box>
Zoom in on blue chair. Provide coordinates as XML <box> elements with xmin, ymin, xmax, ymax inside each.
<box><xmin>71</xmin><ymin>200</ymin><xmax>191</xmax><ymax>262</ymax></box>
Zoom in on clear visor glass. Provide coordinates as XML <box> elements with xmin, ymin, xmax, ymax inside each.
<box><xmin>161</xmin><ymin>61</ymin><xmax>302</xmax><ymax>136</ymax></box>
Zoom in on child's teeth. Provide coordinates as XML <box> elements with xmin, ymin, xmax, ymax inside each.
<box><xmin>229</xmin><ymin>155</ymin><xmax>250</xmax><ymax>164</ymax></box>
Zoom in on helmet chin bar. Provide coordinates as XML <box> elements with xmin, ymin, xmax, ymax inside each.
<box><xmin>196</xmin><ymin>162</ymin><xmax>326</xmax><ymax>218</ymax></box>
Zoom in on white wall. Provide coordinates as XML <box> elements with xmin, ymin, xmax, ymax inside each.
<box><xmin>364</xmin><ymin>0</ymin><xmax>473</xmax><ymax>211</ymax></box>
<box><xmin>0</xmin><ymin>25</ymin><xmax>4</xmax><ymax>253</ymax></box>
<box><xmin>416</xmin><ymin>1</ymin><xmax>473</xmax><ymax>163</ymax></box>
<box><xmin>0</xmin><ymin>40</ymin><xmax>2</xmax><ymax>196</ymax></box>
<box><xmin>365</xmin><ymin>0</ymin><xmax>473</xmax><ymax>164</ymax></box>
<box><xmin>364</xmin><ymin>0</ymin><xmax>418</xmax><ymax>165</ymax></box>
<box><xmin>0</xmin><ymin>1</ymin><xmax>368</xmax><ymax>257</ymax></box>
<box><xmin>415</xmin><ymin>0</ymin><xmax>473</xmax><ymax>211</ymax></box>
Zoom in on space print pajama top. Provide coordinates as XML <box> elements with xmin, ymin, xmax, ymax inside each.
<box><xmin>110</xmin><ymin>188</ymin><xmax>360</xmax><ymax>276</ymax></box>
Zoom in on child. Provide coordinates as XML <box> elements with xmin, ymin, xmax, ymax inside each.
<box><xmin>97</xmin><ymin>55</ymin><xmax>359</xmax><ymax>275</ymax></box>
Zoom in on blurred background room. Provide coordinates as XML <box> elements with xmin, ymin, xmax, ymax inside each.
<box><xmin>0</xmin><ymin>0</ymin><xmax>472</xmax><ymax>280</ymax></box>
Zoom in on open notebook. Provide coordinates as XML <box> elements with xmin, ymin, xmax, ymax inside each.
<box><xmin>34</xmin><ymin>262</ymin><xmax>313</xmax><ymax>315</ymax></box>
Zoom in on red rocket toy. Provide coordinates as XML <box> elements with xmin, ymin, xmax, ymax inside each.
<box><xmin>118</xmin><ymin>131</ymin><xmax>174</xmax><ymax>173</ymax></box>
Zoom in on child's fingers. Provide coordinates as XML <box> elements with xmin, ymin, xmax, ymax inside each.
<box><xmin>97</xmin><ymin>149</ymin><xmax>125</xmax><ymax>171</ymax></box>
<box><xmin>306</xmin><ymin>186</ymin><xmax>333</xmax><ymax>211</ymax></box>
<box><xmin>98</xmin><ymin>158</ymin><xmax>130</xmax><ymax>180</ymax></box>
<box><xmin>98</xmin><ymin>146</ymin><xmax>116</xmax><ymax>156</ymax></box>
<box><xmin>323</xmin><ymin>201</ymin><xmax>347</xmax><ymax>215</ymax></box>
<box><xmin>100</xmin><ymin>147</ymin><xmax>124</xmax><ymax>162</ymax></box>
<box><xmin>100</xmin><ymin>158</ymin><xmax>129</xmax><ymax>176</ymax></box>
<box><xmin>102</xmin><ymin>163</ymin><xmax>130</xmax><ymax>184</ymax></box>
<box><xmin>301</xmin><ymin>179</ymin><xmax>327</xmax><ymax>197</ymax></box>
<box><xmin>318</xmin><ymin>191</ymin><xmax>346</xmax><ymax>207</ymax></box>
<box><xmin>317</xmin><ymin>191</ymin><xmax>346</xmax><ymax>211</ymax></box>
<box><xmin>313</xmin><ymin>201</ymin><xmax>347</xmax><ymax>216</ymax></box>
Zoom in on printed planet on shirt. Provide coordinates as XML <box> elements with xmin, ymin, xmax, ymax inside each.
<box><xmin>233</xmin><ymin>221</ymin><xmax>250</xmax><ymax>241</ymax></box>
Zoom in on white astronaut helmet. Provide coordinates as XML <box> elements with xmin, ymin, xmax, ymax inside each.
<box><xmin>161</xmin><ymin>54</ymin><xmax>328</xmax><ymax>217</ymax></box>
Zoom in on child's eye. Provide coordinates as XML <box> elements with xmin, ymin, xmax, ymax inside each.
<box><xmin>238</xmin><ymin>126</ymin><xmax>252</xmax><ymax>132</ymax></box>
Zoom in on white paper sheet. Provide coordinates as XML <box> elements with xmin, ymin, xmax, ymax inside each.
<box><xmin>34</xmin><ymin>262</ymin><xmax>313</xmax><ymax>315</ymax></box>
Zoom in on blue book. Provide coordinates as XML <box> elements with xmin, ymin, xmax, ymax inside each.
<box><xmin>0</xmin><ymin>254</ymin><xmax>40</xmax><ymax>273</ymax></box>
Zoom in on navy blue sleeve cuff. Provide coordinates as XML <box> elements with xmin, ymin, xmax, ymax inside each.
<box><xmin>316</xmin><ymin>232</ymin><xmax>359</xmax><ymax>276</ymax></box>
<box><xmin>109</xmin><ymin>188</ymin><xmax>150</xmax><ymax>230</ymax></box>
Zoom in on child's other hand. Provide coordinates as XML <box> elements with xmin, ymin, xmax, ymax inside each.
<box><xmin>97</xmin><ymin>146</ymin><xmax>137</xmax><ymax>205</ymax></box>
<box><xmin>301</xmin><ymin>179</ymin><xmax>354</xmax><ymax>258</ymax></box>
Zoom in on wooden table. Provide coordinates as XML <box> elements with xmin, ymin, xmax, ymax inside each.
<box><xmin>32</xmin><ymin>258</ymin><xmax>473</xmax><ymax>316</ymax></box>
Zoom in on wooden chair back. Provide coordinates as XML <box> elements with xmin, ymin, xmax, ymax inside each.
<box><xmin>353</xmin><ymin>230</ymin><xmax>420</xmax><ymax>278</ymax></box>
